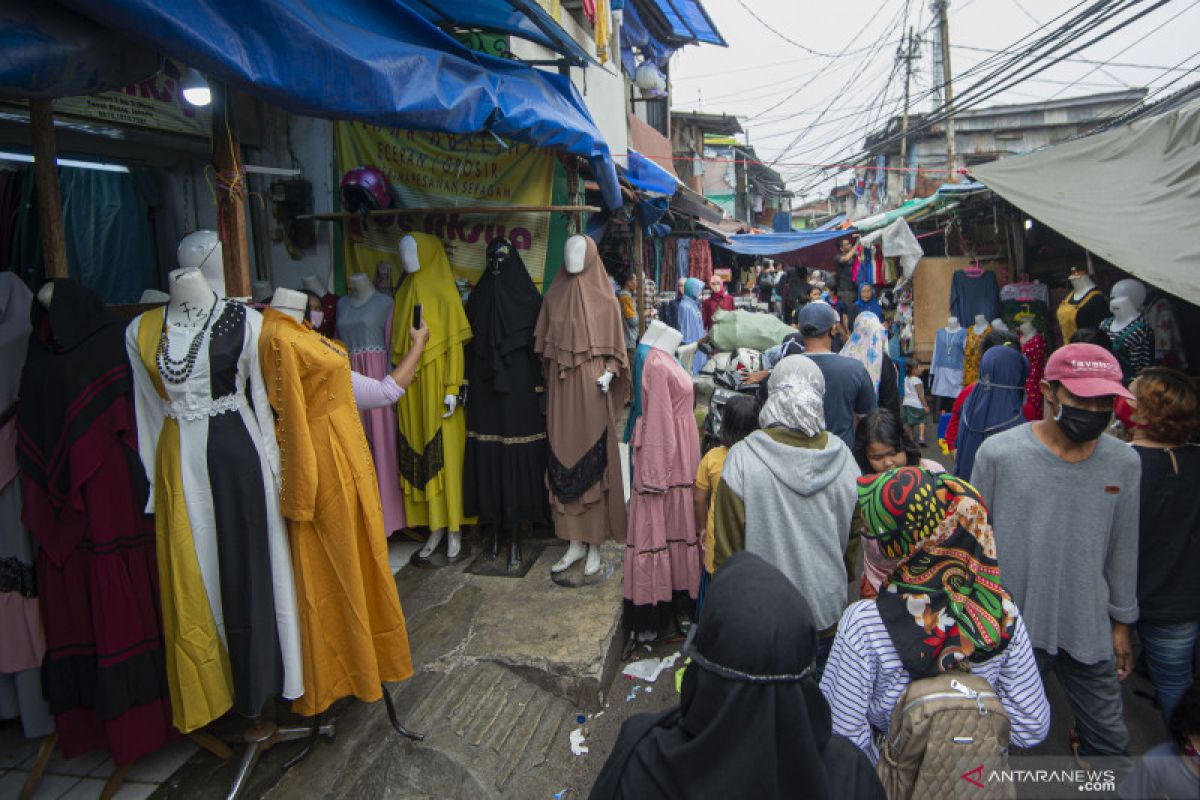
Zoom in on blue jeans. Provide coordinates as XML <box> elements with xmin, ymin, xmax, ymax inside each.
<box><xmin>1139</xmin><ymin>621</ymin><xmax>1200</xmax><ymax>723</ymax></box>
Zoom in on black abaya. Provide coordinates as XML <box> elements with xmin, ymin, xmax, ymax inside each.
<box><xmin>590</xmin><ymin>552</ymin><xmax>884</xmax><ymax>800</ymax></box>
<box><xmin>462</xmin><ymin>239</ymin><xmax>550</xmax><ymax>527</ymax></box>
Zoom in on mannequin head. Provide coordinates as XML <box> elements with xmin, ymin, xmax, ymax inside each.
<box><xmin>991</xmin><ymin>318</ymin><xmax>1007</xmax><ymax>332</ymax></box>
<box><xmin>177</xmin><ymin>230</ymin><xmax>225</xmax><ymax>297</ymax></box>
<box><xmin>946</xmin><ymin>315</ymin><xmax>960</xmax><ymax>330</ymax></box>
<box><xmin>399</xmin><ymin>235</ymin><xmax>421</xmax><ymax>274</ymax></box>
<box><xmin>1109</xmin><ymin>278</ymin><xmax>1147</xmax><ymax>312</ymax></box>
<box><xmin>973</xmin><ymin>314</ymin><xmax>988</xmax><ymax>330</ymax></box>
<box><xmin>1067</xmin><ymin>266</ymin><xmax>1095</xmax><ymax>291</ymax></box>
<box><xmin>708</xmin><ymin>274</ymin><xmax>725</xmax><ymax>295</ymax></box>
<box><xmin>1019</xmin><ymin>319</ymin><xmax>1037</xmax><ymax>339</ymax></box>
<box><xmin>563</xmin><ymin>235</ymin><xmax>587</xmax><ymax>275</ymax></box>
<box><xmin>271</xmin><ymin>287</ymin><xmax>312</xmax><ymax>323</ymax></box>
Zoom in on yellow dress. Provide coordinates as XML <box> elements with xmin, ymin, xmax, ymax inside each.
<box><xmin>962</xmin><ymin>324</ymin><xmax>991</xmax><ymax>386</ymax></box>
<box><xmin>259</xmin><ymin>310</ymin><xmax>414</xmax><ymax>717</ymax></box>
<box><xmin>391</xmin><ymin>234</ymin><xmax>474</xmax><ymax>533</ymax></box>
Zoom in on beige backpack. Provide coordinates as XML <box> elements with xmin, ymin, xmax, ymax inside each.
<box><xmin>875</xmin><ymin>671</ymin><xmax>1013</xmax><ymax>800</ymax></box>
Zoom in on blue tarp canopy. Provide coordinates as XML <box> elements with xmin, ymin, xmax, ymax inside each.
<box><xmin>815</xmin><ymin>214</ymin><xmax>848</xmax><ymax>231</ymax></box>
<box><xmin>714</xmin><ymin>229</ymin><xmax>852</xmax><ymax>256</ymax></box>
<box><xmin>1</xmin><ymin>0</ymin><xmax>621</xmax><ymax>209</ymax></box>
<box><xmin>623</xmin><ymin>149</ymin><xmax>678</xmax><ymax>196</ymax></box>
<box><xmin>634</xmin><ymin>0</ymin><xmax>725</xmax><ymax>46</ymax></box>
<box><xmin>407</xmin><ymin>0</ymin><xmax>594</xmax><ymax>66</ymax></box>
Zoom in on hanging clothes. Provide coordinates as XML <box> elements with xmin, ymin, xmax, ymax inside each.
<box><xmin>390</xmin><ymin>234</ymin><xmax>474</xmax><ymax>534</ymax></box>
<box><xmin>675</xmin><ymin>238</ymin><xmax>692</xmax><ymax>288</ymax></box>
<box><xmin>259</xmin><ymin>309</ymin><xmax>414</xmax><ymax>717</ymax></box>
<box><xmin>688</xmin><ymin>238</ymin><xmax>713</xmax><ymax>283</ymax></box>
<box><xmin>127</xmin><ymin>298</ymin><xmax>304</xmax><ymax>733</ymax></box>
<box><xmin>463</xmin><ymin>241</ymin><xmax>550</xmax><ymax>529</ymax></box>
<box><xmin>535</xmin><ymin>235</ymin><xmax>630</xmax><ymax>545</ymax></box>
<box><xmin>949</xmin><ymin>270</ymin><xmax>1000</xmax><ymax>325</ymax></box>
<box><xmin>1143</xmin><ymin>294</ymin><xmax>1188</xmax><ymax>370</ymax></box>
<box><xmin>1100</xmin><ymin>316</ymin><xmax>1153</xmax><ymax>382</ymax></box>
<box><xmin>20</xmin><ymin>280</ymin><xmax>174</xmax><ymax>763</ymax></box>
<box><xmin>0</xmin><ymin>273</ymin><xmax>53</xmax><ymax>741</ymax></box>
<box><xmin>336</xmin><ymin>292</ymin><xmax>406</xmax><ymax>535</ymax></box>
<box><xmin>961</xmin><ymin>324</ymin><xmax>992</xmax><ymax>386</ymax></box>
<box><xmin>1055</xmin><ymin>288</ymin><xmax>1107</xmax><ymax>342</ymax></box>
<box><xmin>624</xmin><ymin>346</ymin><xmax>702</xmax><ymax>633</ymax></box>
<box><xmin>930</xmin><ymin>327</ymin><xmax>967</xmax><ymax>399</ymax></box>
<box><xmin>1021</xmin><ymin>332</ymin><xmax>1047</xmax><ymax>421</ymax></box>
<box><xmin>661</xmin><ymin>238</ymin><xmax>678</xmax><ymax>291</ymax></box>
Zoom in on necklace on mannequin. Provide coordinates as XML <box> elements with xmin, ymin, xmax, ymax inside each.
<box><xmin>157</xmin><ymin>294</ymin><xmax>219</xmax><ymax>384</ymax></box>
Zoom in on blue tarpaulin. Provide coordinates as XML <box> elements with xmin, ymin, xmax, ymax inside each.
<box><xmin>815</xmin><ymin>214</ymin><xmax>848</xmax><ymax>231</ymax></box>
<box><xmin>624</xmin><ymin>149</ymin><xmax>678</xmax><ymax>196</ymax></box>
<box><xmin>650</xmin><ymin>0</ymin><xmax>725</xmax><ymax>45</ymax></box>
<box><xmin>713</xmin><ymin>229</ymin><xmax>852</xmax><ymax>256</ymax></box>
<box><xmin>4</xmin><ymin>0</ymin><xmax>622</xmax><ymax>209</ymax></box>
<box><xmin>407</xmin><ymin>0</ymin><xmax>594</xmax><ymax>66</ymax></box>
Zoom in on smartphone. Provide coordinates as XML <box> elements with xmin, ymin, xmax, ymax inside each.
<box><xmin>412</xmin><ymin>303</ymin><xmax>422</xmax><ymax>330</ymax></box>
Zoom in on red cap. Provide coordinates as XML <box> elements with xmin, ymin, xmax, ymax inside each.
<box><xmin>1044</xmin><ymin>343</ymin><xmax>1134</xmax><ymax>400</ymax></box>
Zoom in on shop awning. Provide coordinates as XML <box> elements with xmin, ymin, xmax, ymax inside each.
<box><xmin>624</xmin><ymin>149</ymin><xmax>678</xmax><ymax>196</ymax></box>
<box><xmin>713</xmin><ymin>229</ymin><xmax>850</xmax><ymax>256</ymax></box>
<box><xmin>632</xmin><ymin>0</ymin><xmax>726</xmax><ymax>46</ymax></box>
<box><xmin>6</xmin><ymin>0</ymin><xmax>622</xmax><ymax>210</ymax></box>
<box><xmin>972</xmin><ymin>98</ymin><xmax>1200</xmax><ymax>305</ymax></box>
<box><xmin>406</xmin><ymin>0</ymin><xmax>595</xmax><ymax>67</ymax></box>
<box><xmin>670</xmin><ymin>184</ymin><xmax>724</xmax><ymax>224</ymax></box>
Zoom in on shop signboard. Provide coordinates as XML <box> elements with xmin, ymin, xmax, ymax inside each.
<box><xmin>9</xmin><ymin>75</ymin><xmax>213</xmax><ymax>138</ymax></box>
<box><xmin>334</xmin><ymin>121</ymin><xmax>558</xmax><ymax>287</ymax></box>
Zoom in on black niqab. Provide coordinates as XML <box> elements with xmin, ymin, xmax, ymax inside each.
<box><xmin>465</xmin><ymin>238</ymin><xmax>542</xmax><ymax>393</ymax></box>
<box><xmin>590</xmin><ymin>552</ymin><xmax>884</xmax><ymax>800</ymax></box>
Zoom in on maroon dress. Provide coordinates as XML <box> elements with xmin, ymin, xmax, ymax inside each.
<box><xmin>17</xmin><ymin>280</ymin><xmax>175</xmax><ymax>764</ymax></box>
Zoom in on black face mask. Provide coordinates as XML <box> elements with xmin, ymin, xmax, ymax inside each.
<box><xmin>1054</xmin><ymin>401</ymin><xmax>1111</xmax><ymax>442</ymax></box>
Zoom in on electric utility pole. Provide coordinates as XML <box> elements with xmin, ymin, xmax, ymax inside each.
<box><xmin>898</xmin><ymin>27</ymin><xmax>918</xmax><ymax>201</ymax></box>
<box><xmin>933</xmin><ymin>0</ymin><xmax>958</xmax><ymax>181</ymax></box>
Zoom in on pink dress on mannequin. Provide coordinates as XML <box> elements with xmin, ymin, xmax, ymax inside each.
<box><xmin>624</xmin><ymin>346</ymin><xmax>702</xmax><ymax>633</ymax></box>
<box><xmin>337</xmin><ymin>292</ymin><xmax>406</xmax><ymax>534</ymax></box>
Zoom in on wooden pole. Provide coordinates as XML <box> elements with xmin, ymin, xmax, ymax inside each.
<box><xmin>898</xmin><ymin>28</ymin><xmax>915</xmax><ymax>202</ymax></box>
<box><xmin>29</xmin><ymin>100</ymin><xmax>69</xmax><ymax>279</ymax></box>
<box><xmin>633</xmin><ymin>221</ymin><xmax>646</xmax><ymax>340</ymax></box>
<box><xmin>212</xmin><ymin>83</ymin><xmax>252</xmax><ymax>298</ymax></box>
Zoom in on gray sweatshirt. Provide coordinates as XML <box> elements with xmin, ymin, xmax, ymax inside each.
<box><xmin>970</xmin><ymin>424</ymin><xmax>1141</xmax><ymax>665</ymax></box>
<box><xmin>713</xmin><ymin>428</ymin><xmax>858</xmax><ymax>631</ymax></box>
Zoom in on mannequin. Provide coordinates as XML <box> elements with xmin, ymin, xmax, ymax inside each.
<box><xmin>1101</xmin><ymin>278</ymin><xmax>1152</xmax><ymax>381</ymax></box>
<box><xmin>126</xmin><ymin>270</ymin><xmax>305</xmax><ymax>732</ymax></box>
<box><xmin>302</xmin><ymin>275</ymin><xmax>327</xmax><ymax>296</ymax></box>
<box><xmin>139</xmin><ymin>289</ymin><xmax>170</xmax><ymax>304</ymax></box>
<box><xmin>963</xmin><ymin>314</ymin><xmax>992</xmax><ymax>386</ymax></box>
<box><xmin>391</xmin><ymin>234</ymin><xmax>474</xmax><ymax>563</ymax></box>
<box><xmin>338</xmin><ymin>275</ymin><xmax>407</xmax><ymax>535</ymax></box>
<box><xmin>1056</xmin><ymin>266</ymin><xmax>1108</xmax><ymax>342</ymax></box>
<box><xmin>36</xmin><ymin>281</ymin><xmax>53</xmax><ymax>310</ymax></box>
<box><xmin>990</xmin><ymin>318</ymin><xmax>1007</xmax><ymax>332</ymax></box>
<box><xmin>930</xmin><ymin>316</ymin><xmax>967</xmax><ymax>415</ymax></box>
<box><xmin>177</xmin><ymin>230</ymin><xmax>225</xmax><ymax>297</ymax></box>
<box><xmin>641</xmin><ymin>319</ymin><xmax>682</xmax><ymax>354</ymax></box>
<box><xmin>463</xmin><ymin>237</ymin><xmax>550</xmax><ymax>570</ymax></box>
<box><xmin>1019</xmin><ymin>319</ymin><xmax>1048</xmax><ymax>421</ymax></box>
<box><xmin>536</xmin><ymin>235</ymin><xmax>630</xmax><ymax>578</ymax></box>
<box><xmin>259</xmin><ymin>287</ymin><xmax>417</xmax><ymax>719</ymax></box>
<box><xmin>624</xmin><ymin>313</ymin><xmax>699</xmax><ymax>638</ymax></box>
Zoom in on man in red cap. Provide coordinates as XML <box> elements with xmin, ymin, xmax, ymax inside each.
<box><xmin>970</xmin><ymin>343</ymin><xmax>1139</xmax><ymax>759</ymax></box>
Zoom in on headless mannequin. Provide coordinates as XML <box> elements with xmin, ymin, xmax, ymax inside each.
<box><xmin>302</xmin><ymin>275</ymin><xmax>327</xmax><ymax>297</ymax></box>
<box><xmin>36</xmin><ymin>282</ymin><xmax>54</xmax><ymax>310</ymax></box>
<box><xmin>1105</xmin><ymin>278</ymin><xmax>1147</xmax><ymax>334</ymax></box>
<box><xmin>550</xmin><ymin>234</ymin><xmax>613</xmax><ymax>578</ymax></box>
<box><xmin>1019</xmin><ymin>319</ymin><xmax>1037</xmax><ymax>342</ymax></box>
<box><xmin>1068</xmin><ymin>269</ymin><xmax>1096</xmax><ymax>301</ymax></box>
<box><xmin>401</xmin><ymin>234</ymin><xmax>462</xmax><ymax>562</ymax></box>
<box><xmin>945</xmin><ymin>315</ymin><xmax>961</xmax><ymax>332</ymax></box>
<box><xmin>642</xmin><ymin>319</ymin><xmax>683</xmax><ymax>355</ymax></box>
<box><xmin>972</xmin><ymin>314</ymin><xmax>988</xmax><ymax>335</ymax></box>
<box><xmin>348</xmin><ymin>272</ymin><xmax>376</xmax><ymax>307</ymax></box>
<box><xmin>166</xmin><ymin>267</ymin><xmax>219</xmax><ymax>326</ymax></box>
<box><xmin>177</xmin><ymin>230</ymin><xmax>225</xmax><ymax>297</ymax></box>
<box><xmin>990</xmin><ymin>318</ymin><xmax>1007</xmax><ymax>333</ymax></box>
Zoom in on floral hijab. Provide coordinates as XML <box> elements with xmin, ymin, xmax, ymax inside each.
<box><xmin>857</xmin><ymin>467</ymin><xmax>1014</xmax><ymax>678</ymax></box>
<box><xmin>839</xmin><ymin>311</ymin><xmax>887</xmax><ymax>391</ymax></box>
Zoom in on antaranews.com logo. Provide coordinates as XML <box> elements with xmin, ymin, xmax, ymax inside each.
<box><xmin>961</xmin><ymin>765</ymin><xmax>1117</xmax><ymax>793</ymax></box>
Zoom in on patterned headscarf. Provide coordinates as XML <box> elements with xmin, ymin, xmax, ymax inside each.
<box><xmin>839</xmin><ymin>311</ymin><xmax>887</xmax><ymax>391</ymax></box>
<box><xmin>759</xmin><ymin>355</ymin><xmax>825</xmax><ymax>436</ymax></box>
<box><xmin>857</xmin><ymin>467</ymin><xmax>1014</xmax><ymax>677</ymax></box>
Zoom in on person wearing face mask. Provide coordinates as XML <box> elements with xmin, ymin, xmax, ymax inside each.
<box><xmin>969</xmin><ymin>343</ymin><xmax>1140</xmax><ymax>760</ymax></box>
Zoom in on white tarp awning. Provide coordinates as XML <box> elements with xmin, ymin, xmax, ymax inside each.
<box><xmin>972</xmin><ymin>98</ymin><xmax>1200</xmax><ymax>305</ymax></box>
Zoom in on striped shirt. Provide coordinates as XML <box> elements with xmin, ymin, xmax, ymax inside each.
<box><xmin>819</xmin><ymin>600</ymin><xmax>1051</xmax><ymax>763</ymax></box>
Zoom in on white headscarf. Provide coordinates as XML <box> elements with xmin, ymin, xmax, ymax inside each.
<box><xmin>839</xmin><ymin>311</ymin><xmax>887</xmax><ymax>391</ymax></box>
<box><xmin>759</xmin><ymin>355</ymin><xmax>826</xmax><ymax>436</ymax></box>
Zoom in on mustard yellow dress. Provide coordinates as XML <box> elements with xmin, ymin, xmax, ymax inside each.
<box><xmin>391</xmin><ymin>234</ymin><xmax>474</xmax><ymax>533</ymax></box>
<box><xmin>259</xmin><ymin>309</ymin><xmax>414</xmax><ymax>717</ymax></box>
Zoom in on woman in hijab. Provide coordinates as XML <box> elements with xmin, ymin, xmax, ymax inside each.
<box><xmin>679</xmin><ymin>278</ymin><xmax>707</xmax><ymax>375</ymax></box>
<box><xmin>700</xmin><ymin>274</ymin><xmax>735</xmax><ymax>330</ymax></box>
<box><xmin>712</xmin><ymin>355</ymin><xmax>858</xmax><ymax>672</ymax></box>
<box><xmin>854</xmin><ymin>283</ymin><xmax>884</xmax><ymax>320</ymax></box>
<box><xmin>840</xmin><ymin>311</ymin><xmax>900</xmax><ymax>418</ymax></box>
<box><xmin>819</xmin><ymin>467</ymin><xmax>1049</xmax><ymax>763</ymax></box>
<box><xmin>953</xmin><ymin>345</ymin><xmax>1029</xmax><ymax>479</ymax></box>
<box><xmin>591</xmin><ymin>551</ymin><xmax>884</xmax><ymax>800</ymax></box>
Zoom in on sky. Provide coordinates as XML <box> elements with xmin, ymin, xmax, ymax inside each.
<box><xmin>668</xmin><ymin>0</ymin><xmax>1200</xmax><ymax>201</ymax></box>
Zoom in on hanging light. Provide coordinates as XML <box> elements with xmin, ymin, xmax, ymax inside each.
<box><xmin>180</xmin><ymin>68</ymin><xmax>211</xmax><ymax>107</ymax></box>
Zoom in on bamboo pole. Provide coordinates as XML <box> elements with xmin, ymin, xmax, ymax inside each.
<box><xmin>212</xmin><ymin>84</ymin><xmax>252</xmax><ymax>298</ymax></box>
<box><xmin>29</xmin><ymin>100</ymin><xmax>68</xmax><ymax>279</ymax></box>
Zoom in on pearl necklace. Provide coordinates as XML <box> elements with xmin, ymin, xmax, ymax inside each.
<box><xmin>157</xmin><ymin>296</ymin><xmax>219</xmax><ymax>385</ymax></box>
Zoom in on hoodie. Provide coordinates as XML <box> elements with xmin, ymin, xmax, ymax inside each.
<box><xmin>712</xmin><ymin>427</ymin><xmax>858</xmax><ymax>631</ymax></box>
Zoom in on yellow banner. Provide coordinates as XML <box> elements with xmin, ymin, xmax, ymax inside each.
<box><xmin>334</xmin><ymin>121</ymin><xmax>556</xmax><ymax>287</ymax></box>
